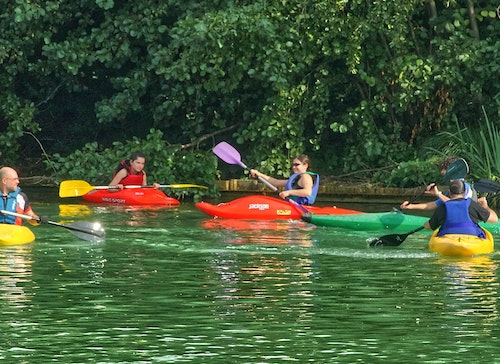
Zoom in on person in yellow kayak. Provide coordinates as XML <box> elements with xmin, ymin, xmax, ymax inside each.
<box><xmin>0</xmin><ymin>167</ymin><xmax>42</xmax><ymax>225</ymax></box>
<box><xmin>424</xmin><ymin>179</ymin><xmax>497</xmax><ymax>238</ymax></box>
<box><xmin>250</xmin><ymin>154</ymin><xmax>319</xmax><ymax>205</ymax></box>
<box><xmin>109</xmin><ymin>151</ymin><xmax>160</xmax><ymax>190</ymax></box>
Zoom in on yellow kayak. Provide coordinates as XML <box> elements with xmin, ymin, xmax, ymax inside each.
<box><xmin>0</xmin><ymin>224</ymin><xmax>35</xmax><ymax>246</ymax></box>
<box><xmin>429</xmin><ymin>228</ymin><xmax>494</xmax><ymax>256</ymax></box>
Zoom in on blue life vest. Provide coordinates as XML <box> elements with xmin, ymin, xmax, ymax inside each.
<box><xmin>284</xmin><ymin>172</ymin><xmax>320</xmax><ymax>205</ymax></box>
<box><xmin>438</xmin><ymin>199</ymin><xmax>485</xmax><ymax>238</ymax></box>
<box><xmin>1</xmin><ymin>188</ymin><xmax>23</xmax><ymax>225</ymax></box>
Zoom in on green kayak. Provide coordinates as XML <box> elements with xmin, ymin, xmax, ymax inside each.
<box><xmin>301</xmin><ymin>211</ymin><xmax>428</xmax><ymax>232</ymax></box>
<box><xmin>302</xmin><ymin>210</ymin><xmax>500</xmax><ymax>233</ymax></box>
<box><xmin>480</xmin><ymin>220</ymin><xmax>500</xmax><ymax>233</ymax></box>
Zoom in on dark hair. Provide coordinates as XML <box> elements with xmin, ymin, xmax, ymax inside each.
<box><xmin>113</xmin><ymin>151</ymin><xmax>146</xmax><ymax>176</ymax></box>
<box><xmin>439</xmin><ymin>157</ymin><xmax>459</xmax><ymax>171</ymax></box>
<box><xmin>129</xmin><ymin>151</ymin><xmax>146</xmax><ymax>161</ymax></box>
<box><xmin>449</xmin><ymin>179</ymin><xmax>465</xmax><ymax>195</ymax></box>
<box><xmin>295</xmin><ymin>154</ymin><xmax>311</xmax><ymax>170</ymax></box>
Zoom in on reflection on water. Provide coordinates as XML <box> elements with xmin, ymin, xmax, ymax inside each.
<box><xmin>434</xmin><ymin>256</ymin><xmax>499</xmax><ymax>335</ymax></box>
<box><xmin>0</xmin><ymin>245</ymin><xmax>33</xmax><ymax>308</ymax></box>
<box><xmin>89</xmin><ymin>204</ymin><xmax>183</xmax><ymax>228</ymax></box>
<box><xmin>202</xmin><ymin>218</ymin><xmax>316</xmax><ymax>246</ymax></box>
<box><xmin>58</xmin><ymin>204</ymin><xmax>93</xmax><ymax>217</ymax></box>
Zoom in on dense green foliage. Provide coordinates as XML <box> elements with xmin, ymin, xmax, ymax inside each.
<box><xmin>1</xmin><ymin>0</ymin><xmax>499</xmax><ymax>191</ymax></box>
<box><xmin>425</xmin><ymin>108</ymin><xmax>500</xmax><ymax>181</ymax></box>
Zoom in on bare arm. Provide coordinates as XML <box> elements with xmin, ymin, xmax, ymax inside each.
<box><xmin>24</xmin><ymin>208</ymin><xmax>41</xmax><ymax>226</ymax></box>
<box><xmin>478</xmin><ymin>197</ymin><xmax>499</xmax><ymax>223</ymax></box>
<box><xmin>109</xmin><ymin>169</ymin><xmax>127</xmax><ymax>188</ymax></box>
<box><xmin>400</xmin><ymin>201</ymin><xmax>438</xmax><ymax>211</ymax></box>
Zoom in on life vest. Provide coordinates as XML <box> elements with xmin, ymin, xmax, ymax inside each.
<box><xmin>284</xmin><ymin>172</ymin><xmax>320</xmax><ymax>205</ymax></box>
<box><xmin>438</xmin><ymin>198</ymin><xmax>485</xmax><ymax>238</ymax></box>
<box><xmin>113</xmin><ymin>160</ymin><xmax>144</xmax><ymax>186</ymax></box>
<box><xmin>0</xmin><ymin>188</ymin><xmax>29</xmax><ymax>225</ymax></box>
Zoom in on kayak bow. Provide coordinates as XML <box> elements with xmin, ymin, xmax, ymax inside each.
<box><xmin>0</xmin><ymin>224</ymin><xmax>35</xmax><ymax>246</ymax></box>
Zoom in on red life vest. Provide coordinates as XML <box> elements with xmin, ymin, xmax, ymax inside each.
<box><xmin>113</xmin><ymin>160</ymin><xmax>144</xmax><ymax>186</ymax></box>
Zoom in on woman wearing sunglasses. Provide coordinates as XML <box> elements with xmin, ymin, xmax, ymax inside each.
<box><xmin>250</xmin><ymin>154</ymin><xmax>319</xmax><ymax>205</ymax></box>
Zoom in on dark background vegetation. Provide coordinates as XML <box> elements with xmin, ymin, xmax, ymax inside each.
<box><xmin>1</xmin><ymin>0</ymin><xmax>499</xmax><ymax>199</ymax></box>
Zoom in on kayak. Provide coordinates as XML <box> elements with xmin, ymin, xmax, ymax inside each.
<box><xmin>82</xmin><ymin>188</ymin><xmax>180</xmax><ymax>206</ymax></box>
<box><xmin>429</xmin><ymin>228</ymin><xmax>494</xmax><ymax>256</ymax></box>
<box><xmin>301</xmin><ymin>211</ymin><xmax>428</xmax><ymax>232</ymax></box>
<box><xmin>0</xmin><ymin>224</ymin><xmax>35</xmax><ymax>245</ymax></box>
<box><xmin>195</xmin><ymin>195</ymin><xmax>363</xmax><ymax>220</ymax></box>
<box><xmin>479</xmin><ymin>220</ymin><xmax>500</xmax><ymax>234</ymax></box>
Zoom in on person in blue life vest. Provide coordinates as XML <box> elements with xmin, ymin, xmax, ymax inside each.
<box><xmin>250</xmin><ymin>154</ymin><xmax>319</xmax><ymax>205</ymax></box>
<box><xmin>0</xmin><ymin>166</ymin><xmax>41</xmax><ymax>226</ymax></box>
<box><xmin>400</xmin><ymin>156</ymin><xmax>477</xmax><ymax>211</ymax></box>
<box><xmin>424</xmin><ymin>179</ymin><xmax>498</xmax><ymax>237</ymax></box>
<box><xmin>109</xmin><ymin>151</ymin><xmax>160</xmax><ymax>191</ymax></box>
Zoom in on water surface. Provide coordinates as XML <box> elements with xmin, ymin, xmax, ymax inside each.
<box><xmin>1</xmin><ymin>193</ymin><xmax>499</xmax><ymax>363</ymax></box>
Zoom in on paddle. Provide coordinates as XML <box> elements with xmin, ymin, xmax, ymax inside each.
<box><xmin>473</xmin><ymin>179</ymin><xmax>500</xmax><ymax>194</ymax></box>
<box><xmin>212</xmin><ymin>141</ymin><xmax>310</xmax><ymax>214</ymax></box>
<box><xmin>59</xmin><ymin>180</ymin><xmax>208</xmax><ymax>198</ymax></box>
<box><xmin>442</xmin><ymin>158</ymin><xmax>469</xmax><ymax>181</ymax></box>
<box><xmin>0</xmin><ymin>209</ymin><xmax>106</xmax><ymax>243</ymax></box>
<box><xmin>368</xmin><ymin>226</ymin><xmax>425</xmax><ymax>247</ymax></box>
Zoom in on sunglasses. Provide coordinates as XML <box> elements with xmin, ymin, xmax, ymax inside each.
<box><xmin>292</xmin><ymin>163</ymin><xmax>302</xmax><ymax>167</ymax></box>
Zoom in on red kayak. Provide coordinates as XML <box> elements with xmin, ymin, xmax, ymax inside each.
<box><xmin>196</xmin><ymin>195</ymin><xmax>362</xmax><ymax>220</ymax></box>
<box><xmin>82</xmin><ymin>188</ymin><xmax>180</xmax><ymax>206</ymax></box>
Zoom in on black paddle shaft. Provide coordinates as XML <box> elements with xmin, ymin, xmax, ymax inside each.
<box><xmin>369</xmin><ymin>226</ymin><xmax>426</xmax><ymax>247</ymax></box>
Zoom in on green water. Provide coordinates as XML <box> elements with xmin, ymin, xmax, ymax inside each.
<box><xmin>1</xmin><ymin>192</ymin><xmax>500</xmax><ymax>363</ymax></box>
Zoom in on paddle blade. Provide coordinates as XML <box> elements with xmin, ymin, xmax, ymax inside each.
<box><xmin>443</xmin><ymin>158</ymin><xmax>469</xmax><ymax>181</ymax></box>
<box><xmin>213</xmin><ymin>141</ymin><xmax>278</xmax><ymax>193</ymax></box>
<box><xmin>368</xmin><ymin>226</ymin><xmax>425</xmax><ymax>247</ymax></box>
<box><xmin>164</xmin><ymin>184</ymin><xmax>208</xmax><ymax>189</ymax></box>
<box><xmin>59</xmin><ymin>180</ymin><xmax>95</xmax><ymax>197</ymax></box>
<box><xmin>53</xmin><ymin>221</ymin><xmax>106</xmax><ymax>242</ymax></box>
<box><xmin>213</xmin><ymin>142</ymin><xmax>248</xmax><ymax>169</ymax></box>
<box><xmin>473</xmin><ymin>179</ymin><xmax>500</xmax><ymax>194</ymax></box>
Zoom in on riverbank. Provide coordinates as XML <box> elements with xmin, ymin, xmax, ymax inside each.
<box><xmin>215</xmin><ymin>179</ymin><xmax>435</xmax><ymax>204</ymax></box>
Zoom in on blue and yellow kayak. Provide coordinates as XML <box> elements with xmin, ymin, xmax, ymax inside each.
<box><xmin>429</xmin><ymin>228</ymin><xmax>494</xmax><ymax>256</ymax></box>
<box><xmin>0</xmin><ymin>224</ymin><xmax>35</xmax><ymax>246</ymax></box>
